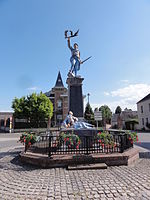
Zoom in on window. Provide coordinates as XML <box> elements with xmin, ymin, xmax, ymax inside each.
<box><xmin>57</xmin><ymin>115</ymin><xmax>62</xmax><ymax>120</ymax></box>
<box><xmin>146</xmin><ymin>118</ymin><xmax>148</xmax><ymax>124</ymax></box>
<box><xmin>141</xmin><ymin>106</ymin><xmax>143</xmax><ymax>113</ymax></box>
<box><xmin>50</xmin><ymin>93</ymin><xmax>55</xmax><ymax>98</ymax></box>
<box><xmin>142</xmin><ymin>118</ymin><xmax>144</xmax><ymax>126</ymax></box>
<box><xmin>57</xmin><ymin>100</ymin><xmax>62</xmax><ymax>108</ymax></box>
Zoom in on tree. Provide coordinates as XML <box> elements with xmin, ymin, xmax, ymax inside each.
<box><xmin>99</xmin><ymin>105</ymin><xmax>112</xmax><ymax>127</ymax></box>
<box><xmin>115</xmin><ymin>106</ymin><xmax>122</xmax><ymax>114</ymax></box>
<box><xmin>94</xmin><ymin>107</ymin><xmax>99</xmax><ymax>112</ymax></box>
<box><xmin>12</xmin><ymin>96</ymin><xmax>29</xmax><ymax>119</ymax></box>
<box><xmin>12</xmin><ymin>92</ymin><xmax>53</xmax><ymax>128</ymax></box>
<box><xmin>84</xmin><ymin>103</ymin><xmax>95</xmax><ymax>125</ymax></box>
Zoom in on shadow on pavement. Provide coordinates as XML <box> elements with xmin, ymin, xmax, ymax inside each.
<box><xmin>0</xmin><ymin>150</ymin><xmax>21</xmax><ymax>159</ymax></box>
<box><xmin>135</xmin><ymin>142</ymin><xmax>150</xmax><ymax>159</ymax></box>
<box><xmin>0</xmin><ymin>147</ymin><xmax>39</xmax><ymax>171</ymax></box>
<box><xmin>139</xmin><ymin>151</ymin><xmax>150</xmax><ymax>158</ymax></box>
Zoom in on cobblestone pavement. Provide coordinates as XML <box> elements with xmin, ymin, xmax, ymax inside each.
<box><xmin>0</xmin><ymin>148</ymin><xmax>150</xmax><ymax>200</ymax></box>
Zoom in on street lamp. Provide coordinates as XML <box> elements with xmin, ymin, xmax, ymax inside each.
<box><xmin>87</xmin><ymin>93</ymin><xmax>90</xmax><ymax>104</ymax></box>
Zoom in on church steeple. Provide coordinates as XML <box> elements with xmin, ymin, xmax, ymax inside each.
<box><xmin>55</xmin><ymin>71</ymin><xmax>64</xmax><ymax>88</ymax></box>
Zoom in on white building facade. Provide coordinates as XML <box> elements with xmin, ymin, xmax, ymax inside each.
<box><xmin>137</xmin><ymin>94</ymin><xmax>150</xmax><ymax>130</ymax></box>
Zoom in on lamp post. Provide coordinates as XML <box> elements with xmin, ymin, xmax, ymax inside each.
<box><xmin>87</xmin><ymin>93</ymin><xmax>90</xmax><ymax>104</ymax></box>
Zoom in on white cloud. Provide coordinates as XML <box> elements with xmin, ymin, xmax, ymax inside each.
<box><xmin>27</xmin><ymin>86</ymin><xmax>40</xmax><ymax>91</ymax></box>
<box><xmin>91</xmin><ymin>83</ymin><xmax>150</xmax><ymax>112</ymax></box>
<box><xmin>104</xmin><ymin>92</ymin><xmax>110</xmax><ymax>96</ymax></box>
<box><xmin>120</xmin><ymin>79</ymin><xmax>129</xmax><ymax>83</ymax></box>
<box><xmin>110</xmin><ymin>84</ymin><xmax>150</xmax><ymax>99</ymax></box>
<box><xmin>91</xmin><ymin>100</ymin><xmax>137</xmax><ymax>113</ymax></box>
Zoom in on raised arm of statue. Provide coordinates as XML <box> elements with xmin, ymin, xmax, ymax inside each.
<box><xmin>67</xmin><ymin>38</ymin><xmax>71</xmax><ymax>50</ymax></box>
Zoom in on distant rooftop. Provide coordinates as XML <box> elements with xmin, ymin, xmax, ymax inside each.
<box><xmin>45</xmin><ymin>71</ymin><xmax>67</xmax><ymax>98</ymax></box>
<box><xmin>0</xmin><ymin>111</ymin><xmax>13</xmax><ymax>113</ymax></box>
<box><xmin>54</xmin><ymin>71</ymin><xmax>64</xmax><ymax>88</ymax></box>
<box><xmin>137</xmin><ymin>93</ymin><xmax>150</xmax><ymax>104</ymax></box>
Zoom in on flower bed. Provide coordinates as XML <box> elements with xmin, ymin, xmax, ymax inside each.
<box><xmin>59</xmin><ymin>132</ymin><xmax>81</xmax><ymax>149</ymax></box>
<box><xmin>96</xmin><ymin>131</ymin><xmax>115</xmax><ymax>148</ymax></box>
<box><xmin>125</xmin><ymin>131</ymin><xmax>139</xmax><ymax>144</ymax></box>
<box><xmin>96</xmin><ymin>130</ymin><xmax>139</xmax><ymax>148</ymax></box>
<box><xmin>19</xmin><ymin>132</ymin><xmax>37</xmax><ymax>152</ymax></box>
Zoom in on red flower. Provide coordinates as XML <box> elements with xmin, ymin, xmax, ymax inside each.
<box><xmin>31</xmin><ymin>135</ymin><xmax>32</xmax><ymax>139</ymax></box>
<box><xmin>129</xmin><ymin>137</ymin><xmax>131</xmax><ymax>140</ymax></box>
<box><xmin>78</xmin><ymin>141</ymin><xmax>80</xmax><ymax>144</ymax></box>
<box><xmin>28</xmin><ymin>142</ymin><xmax>31</xmax><ymax>145</ymax></box>
<box><xmin>66</xmin><ymin>138</ymin><xmax>69</xmax><ymax>141</ymax></box>
<box><xmin>131</xmin><ymin>141</ymin><xmax>133</xmax><ymax>144</ymax></box>
<box><xmin>76</xmin><ymin>145</ymin><xmax>79</xmax><ymax>149</ymax></box>
<box><xmin>24</xmin><ymin>139</ymin><xmax>26</xmax><ymax>143</ymax></box>
<box><xmin>99</xmin><ymin>139</ymin><xmax>102</xmax><ymax>143</ymax></box>
<box><xmin>102</xmin><ymin>143</ymin><xmax>104</xmax><ymax>147</ymax></box>
<box><xmin>98</xmin><ymin>132</ymin><xmax>101</xmax><ymax>135</ymax></box>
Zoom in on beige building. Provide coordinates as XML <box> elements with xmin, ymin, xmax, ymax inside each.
<box><xmin>111</xmin><ymin>108</ymin><xmax>138</xmax><ymax>130</ymax></box>
<box><xmin>0</xmin><ymin>112</ymin><xmax>14</xmax><ymax>132</ymax></box>
<box><xmin>45</xmin><ymin>72</ymin><xmax>68</xmax><ymax>126</ymax></box>
<box><xmin>137</xmin><ymin>93</ymin><xmax>150</xmax><ymax>130</ymax></box>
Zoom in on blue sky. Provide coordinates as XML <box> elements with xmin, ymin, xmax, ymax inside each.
<box><xmin>1</xmin><ymin>0</ymin><xmax>150</xmax><ymax>112</ymax></box>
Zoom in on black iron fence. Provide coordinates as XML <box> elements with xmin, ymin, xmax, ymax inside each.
<box><xmin>29</xmin><ymin>130</ymin><xmax>133</xmax><ymax>157</ymax></box>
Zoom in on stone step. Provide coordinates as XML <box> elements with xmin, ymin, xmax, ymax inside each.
<box><xmin>67</xmin><ymin>163</ymin><xmax>107</xmax><ymax>170</ymax></box>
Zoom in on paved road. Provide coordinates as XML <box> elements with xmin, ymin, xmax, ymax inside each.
<box><xmin>135</xmin><ymin>132</ymin><xmax>150</xmax><ymax>150</ymax></box>
<box><xmin>0</xmin><ymin>133</ymin><xmax>22</xmax><ymax>150</ymax></box>
<box><xmin>0</xmin><ymin>132</ymin><xmax>150</xmax><ymax>199</ymax></box>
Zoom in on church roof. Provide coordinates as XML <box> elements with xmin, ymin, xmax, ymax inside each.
<box><xmin>137</xmin><ymin>93</ymin><xmax>150</xmax><ymax>104</ymax></box>
<box><xmin>54</xmin><ymin>71</ymin><xmax>64</xmax><ymax>88</ymax></box>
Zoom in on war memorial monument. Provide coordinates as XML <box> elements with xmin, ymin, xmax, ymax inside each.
<box><xmin>20</xmin><ymin>30</ymin><xmax>139</xmax><ymax>169</ymax></box>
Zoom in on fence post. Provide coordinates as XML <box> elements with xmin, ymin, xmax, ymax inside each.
<box><xmin>120</xmin><ymin>135</ymin><xmax>124</xmax><ymax>153</ymax></box>
<box><xmin>48</xmin><ymin>136</ymin><xmax>51</xmax><ymax>158</ymax></box>
<box><xmin>25</xmin><ymin>144</ymin><xmax>27</xmax><ymax>153</ymax></box>
<box><xmin>86</xmin><ymin>136</ymin><xmax>89</xmax><ymax>155</ymax></box>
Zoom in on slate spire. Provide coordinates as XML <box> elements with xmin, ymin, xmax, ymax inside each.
<box><xmin>55</xmin><ymin>71</ymin><xmax>64</xmax><ymax>88</ymax></box>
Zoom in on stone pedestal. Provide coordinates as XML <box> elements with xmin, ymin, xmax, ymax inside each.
<box><xmin>66</xmin><ymin>76</ymin><xmax>84</xmax><ymax>118</ymax></box>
